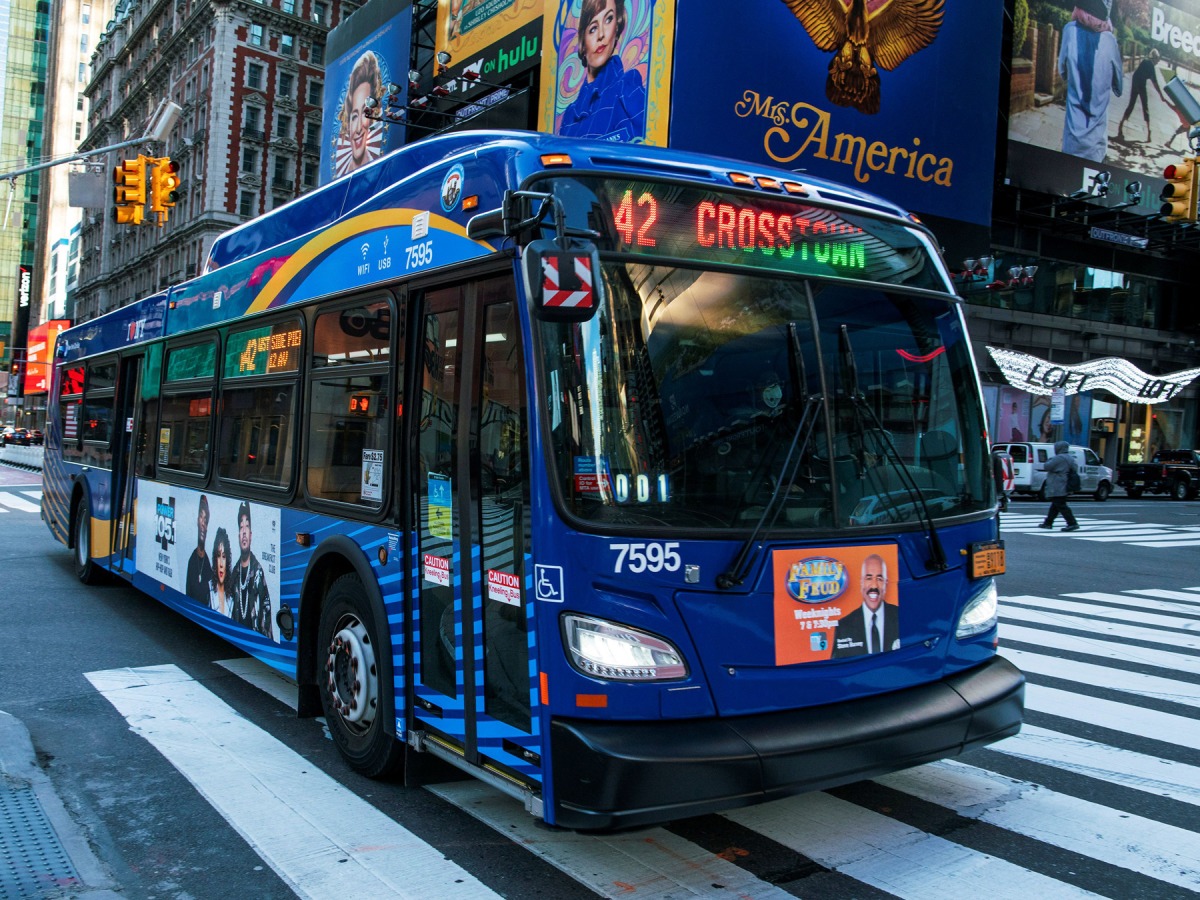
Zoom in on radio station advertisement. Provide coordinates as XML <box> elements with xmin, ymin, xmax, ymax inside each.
<box><xmin>668</xmin><ymin>0</ymin><xmax>1003</xmax><ymax>229</ymax></box>
<box><xmin>538</xmin><ymin>0</ymin><xmax>675</xmax><ymax>145</ymax></box>
<box><xmin>773</xmin><ymin>545</ymin><xmax>901</xmax><ymax>665</ymax></box>
<box><xmin>137</xmin><ymin>485</ymin><xmax>283</xmax><ymax>642</ymax></box>
<box><xmin>1007</xmin><ymin>0</ymin><xmax>1200</xmax><ymax>204</ymax></box>
<box><xmin>321</xmin><ymin>2</ymin><xmax>414</xmax><ymax>184</ymax></box>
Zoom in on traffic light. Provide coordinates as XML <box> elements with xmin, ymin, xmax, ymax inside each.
<box><xmin>1160</xmin><ymin>158</ymin><xmax>1198</xmax><ymax>222</ymax></box>
<box><xmin>113</xmin><ymin>156</ymin><xmax>147</xmax><ymax>225</ymax></box>
<box><xmin>148</xmin><ymin>156</ymin><xmax>181</xmax><ymax>226</ymax></box>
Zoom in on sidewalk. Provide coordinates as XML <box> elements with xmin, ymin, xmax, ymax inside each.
<box><xmin>0</xmin><ymin>463</ymin><xmax>42</xmax><ymax>486</ymax></box>
<box><xmin>0</xmin><ymin>714</ymin><xmax>122</xmax><ymax>897</ymax></box>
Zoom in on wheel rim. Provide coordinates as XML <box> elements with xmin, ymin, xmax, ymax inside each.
<box><xmin>76</xmin><ymin>511</ymin><xmax>89</xmax><ymax>567</ymax></box>
<box><xmin>324</xmin><ymin>615</ymin><xmax>379</xmax><ymax>733</ymax></box>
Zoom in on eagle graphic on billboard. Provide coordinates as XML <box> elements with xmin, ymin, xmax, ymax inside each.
<box><xmin>783</xmin><ymin>0</ymin><xmax>944</xmax><ymax>115</ymax></box>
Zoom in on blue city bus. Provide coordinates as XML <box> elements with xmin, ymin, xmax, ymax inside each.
<box><xmin>43</xmin><ymin>130</ymin><xmax>1023</xmax><ymax>830</ymax></box>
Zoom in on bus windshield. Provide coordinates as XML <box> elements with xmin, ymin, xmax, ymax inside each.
<box><xmin>538</xmin><ymin>260</ymin><xmax>990</xmax><ymax>531</ymax></box>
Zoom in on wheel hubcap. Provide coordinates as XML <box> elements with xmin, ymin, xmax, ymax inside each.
<box><xmin>324</xmin><ymin>616</ymin><xmax>378</xmax><ymax>731</ymax></box>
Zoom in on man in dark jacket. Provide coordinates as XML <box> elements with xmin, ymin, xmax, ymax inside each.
<box><xmin>1039</xmin><ymin>441</ymin><xmax>1081</xmax><ymax>532</ymax></box>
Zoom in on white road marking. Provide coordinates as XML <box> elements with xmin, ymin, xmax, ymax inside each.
<box><xmin>879</xmin><ymin>759</ymin><xmax>1200</xmax><ymax>894</ymax></box>
<box><xmin>430</xmin><ymin>781</ymin><xmax>794</xmax><ymax>900</ymax></box>
<box><xmin>724</xmin><ymin>791</ymin><xmax>1098</xmax><ymax>899</ymax></box>
<box><xmin>86</xmin><ymin>664</ymin><xmax>500</xmax><ymax>900</ymax></box>
<box><xmin>1002</xmin><ymin>596</ymin><xmax>1200</xmax><ymax>631</ymax></box>
<box><xmin>0</xmin><ymin>493</ymin><xmax>40</xmax><ymax>512</ymax></box>
<box><xmin>215</xmin><ymin>657</ymin><xmax>298</xmax><ymax>710</ymax></box>
<box><xmin>1002</xmin><ymin>647</ymin><xmax>1200</xmax><ymax>708</ymax></box>
<box><xmin>999</xmin><ymin>602</ymin><xmax>1200</xmax><ymax>652</ymax></box>
<box><xmin>1000</xmin><ymin>623</ymin><xmax>1200</xmax><ymax>676</ymax></box>
<box><xmin>992</xmin><ymin>725</ymin><xmax>1200</xmax><ymax>807</ymax></box>
<box><xmin>1065</xmin><ymin>590</ymin><xmax>1200</xmax><ymax>616</ymax></box>
<box><xmin>1026</xmin><ymin>683</ymin><xmax>1200</xmax><ymax>751</ymax></box>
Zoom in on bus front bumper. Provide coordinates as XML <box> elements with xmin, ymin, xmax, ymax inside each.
<box><xmin>550</xmin><ymin>654</ymin><xmax>1024</xmax><ymax>831</ymax></box>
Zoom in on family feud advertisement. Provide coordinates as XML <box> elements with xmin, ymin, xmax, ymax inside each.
<box><xmin>136</xmin><ymin>485</ymin><xmax>283</xmax><ymax>643</ymax></box>
<box><xmin>773</xmin><ymin>545</ymin><xmax>901</xmax><ymax>665</ymax></box>
<box><xmin>668</xmin><ymin>0</ymin><xmax>1004</xmax><ymax>228</ymax></box>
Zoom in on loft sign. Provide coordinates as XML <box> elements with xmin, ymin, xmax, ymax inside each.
<box><xmin>987</xmin><ymin>346</ymin><xmax>1200</xmax><ymax>403</ymax></box>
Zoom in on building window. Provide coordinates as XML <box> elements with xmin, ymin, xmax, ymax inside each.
<box><xmin>279</xmin><ymin>71</ymin><xmax>294</xmax><ymax>97</ymax></box>
<box><xmin>304</xmin><ymin>120</ymin><xmax>320</xmax><ymax>152</ymax></box>
<box><xmin>273</xmin><ymin>155</ymin><xmax>293</xmax><ymax>189</ymax></box>
<box><xmin>249</xmin><ymin>23</ymin><xmax>264</xmax><ymax>47</ymax></box>
<box><xmin>306</xmin><ymin>80</ymin><xmax>323</xmax><ymax>106</ymax></box>
<box><xmin>82</xmin><ymin>3</ymin><xmax>90</xmax><ymax>24</ymax></box>
<box><xmin>247</xmin><ymin>61</ymin><xmax>264</xmax><ymax>90</ymax></box>
<box><xmin>282</xmin><ymin>0</ymin><xmax>295</xmax><ymax>12</ymax></box>
<box><xmin>78</xmin><ymin>62</ymin><xmax>86</xmax><ymax>82</ymax></box>
<box><xmin>239</xmin><ymin>190</ymin><xmax>256</xmax><ymax>218</ymax></box>
<box><xmin>245</xmin><ymin>106</ymin><xmax>263</xmax><ymax>133</ymax></box>
<box><xmin>311</xmin><ymin>42</ymin><xmax>324</xmax><ymax>65</ymax></box>
<box><xmin>313</xmin><ymin>2</ymin><xmax>327</xmax><ymax>25</ymax></box>
<box><xmin>277</xmin><ymin>113</ymin><xmax>292</xmax><ymax>137</ymax></box>
<box><xmin>303</xmin><ymin>160</ymin><xmax>317</xmax><ymax>188</ymax></box>
<box><xmin>75</xmin><ymin>122</ymin><xmax>82</xmax><ymax>141</ymax></box>
<box><xmin>280</xmin><ymin>34</ymin><xmax>295</xmax><ymax>57</ymax></box>
<box><xmin>76</xmin><ymin>93</ymin><xmax>84</xmax><ymax>111</ymax></box>
<box><xmin>242</xmin><ymin>146</ymin><xmax>258</xmax><ymax>173</ymax></box>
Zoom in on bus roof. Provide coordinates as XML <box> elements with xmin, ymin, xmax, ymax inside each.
<box><xmin>58</xmin><ymin>130</ymin><xmax>926</xmax><ymax>363</ymax></box>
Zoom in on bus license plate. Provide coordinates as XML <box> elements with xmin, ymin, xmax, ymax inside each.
<box><xmin>970</xmin><ymin>540</ymin><xmax>1005</xmax><ymax>578</ymax></box>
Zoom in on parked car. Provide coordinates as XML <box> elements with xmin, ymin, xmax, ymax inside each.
<box><xmin>0</xmin><ymin>426</ymin><xmax>30</xmax><ymax>446</ymax></box>
<box><xmin>1117</xmin><ymin>449</ymin><xmax>1200</xmax><ymax>500</ymax></box>
<box><xmin>990</xmin><ymin>441</ymin><xmax>1114</xmax><ymax>501</ymax></box>
<box><xmin>25</xmin><ymin>428</ymin><xmax>43</xmax><ymax>445</ymax></box>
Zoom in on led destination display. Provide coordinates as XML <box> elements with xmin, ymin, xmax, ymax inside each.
<box><xmin>552</xmin><ymin>177</ymin><xmax>942</xmax><ymax>288</ymax></box>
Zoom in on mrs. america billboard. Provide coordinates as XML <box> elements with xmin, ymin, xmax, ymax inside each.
<box><xmin>667</xmin><ymin>0</ymin><xmax>1005</xmax><ymax>229</ymax></box>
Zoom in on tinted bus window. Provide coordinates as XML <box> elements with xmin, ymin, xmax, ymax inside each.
<box><xmin>312</xmin><ymin>301</ymin><xmax>390</xmax><ymax>366</ymax></box>
<box><xmin>160</xmin><ymin>342</ymin><xmax>217</xmax><ymax>476</ymax></box>
<box><xmin>218</xmin><ymin>384</ymin><xmax>297</xmax><ymax>486</ymax></box>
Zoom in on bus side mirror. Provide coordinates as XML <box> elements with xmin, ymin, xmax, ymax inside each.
<box><xmin>523</xmin><ymin>240</ymin><xmax>602</xmax><ymax>323</ymax></box>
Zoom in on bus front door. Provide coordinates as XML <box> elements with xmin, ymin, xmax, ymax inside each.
<box><xmin>409</xmin><ymin>277</ymin><xmax>540</xmax><ymax>794</ymax></box>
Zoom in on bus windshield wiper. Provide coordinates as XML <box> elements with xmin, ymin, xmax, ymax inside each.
<box><xmin>838</xmin><ymin>326</ymin><xmax>948</xmax><ymax>572</ymax></box>
<box><xmin>718</xmin><ymin>323</ymin><xmax>818</xmax><ymax>590</ymax></box>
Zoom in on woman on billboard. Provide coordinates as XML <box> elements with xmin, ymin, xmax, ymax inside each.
<box><xmin>559</xmin><ymin>0</ymin><xmax>647</xmax><ymax>142</ymax></box>
<box><xmin>336</xmin><ymin>51</ymin><xmax>385</xmax><ymax>176</ymax></box>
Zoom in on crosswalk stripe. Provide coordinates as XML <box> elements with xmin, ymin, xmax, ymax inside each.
<box><xmin>1124</xmin><ymin>588</ymin><xmax>1200</xmax><ymax>603</ymax></box>
<box><xmin>723</xmin><ymin>791</ymin><xmax>1098</xmax><ymax>898</ymax></box>
<box><xmin>18</xmin><ymin>490</ymin><xmax>42</xmax><ymax>502</ymax></box>
<box><xmin>1003</xmin><ymin>596</ymin><xmax>1200</xmax><ymax>631</ymax></box>
<box><xmin>0</xmin><ymin>493</ymin><xmax>39</xmax><ymax>513</ymax></box>
<box><xmin>1026</xmin><ymin>683</ymin><xmax>1200</xmax><ymax>751</ymax></box>
<box><xmin>1003</xmin><ymin>647</ymin><xmax>1200</xmax><ymax>708</ymax></box>
<box><xmin>429</xmin><ymin>781</ymin><xmax>794</xmax><ymax>899</ymax></box>
<box><xmin>85</xmin><ymin>664</ymin><xmax>501</xmax><ymax>900</ymax></box>
<box><xmin>1127</xmin><ymin>538</ymin><xmax>1200</xmax><ymax>547</ymax></box>
<box><xmin>992</xmin><ymin>725</ymin><xmax>1200</xmax><ymax>807</ymax></box>
<box><xmin>878</xmin><ymin>760</ymin><xmax>1200</xmax><ymax>893</ymax></box>
<box><xmin>1001</xmin><ymin>622</ymin><xmax>1200</xmax><ymax>676</ymax></box>
<box><xmin>215</xmin><ymin>657</ymin><xmax>298</xmax><ymax>710</ymax></box>
<box><xmin>1000</xmin><ymin>603</ymin><xmax>1200</xmax><ymax>651</ymax></box>
<box><xmin>1065</xmin><ymin>590</ymin><xmax>1200</xmax><ymax>616</ymax></box>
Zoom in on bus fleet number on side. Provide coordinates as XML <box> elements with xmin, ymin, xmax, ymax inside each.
<box><xmin>406</xmin><ymin>240</ymin><xmax>433</xmax><ymax>270</ymax></box>
<box><xmin>610</xmin><ymin>542</ymin><xmax>681</xmax><ymax>574</ymax></box>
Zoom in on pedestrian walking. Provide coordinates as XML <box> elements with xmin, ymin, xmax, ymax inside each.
<box><xmin>1039</xmin><ymin>440</ymin><xmax>1081</xmax><ymax>532</ymax></box>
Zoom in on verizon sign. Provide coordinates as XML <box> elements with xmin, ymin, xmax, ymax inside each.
<box><xmin>987</xmin><ymin>346</ymin><xmax>1200</xmax><ymax>403</ymax></box>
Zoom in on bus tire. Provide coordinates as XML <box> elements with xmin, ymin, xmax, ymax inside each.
<box><xmin>73</xmin><ymin>495</ymin><xmax>105</xmax><ymax>585</ymax></box>
<box><xmin>318</xmin><ymin>573</ymin><xmax>403</xmax><ymax>779</ymax></box>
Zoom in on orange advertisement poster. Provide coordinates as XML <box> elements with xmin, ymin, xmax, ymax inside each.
<box><xmin>772</xmin><ymin>545</ymin><xmax>901</xmax><ymax>666</ymax></box>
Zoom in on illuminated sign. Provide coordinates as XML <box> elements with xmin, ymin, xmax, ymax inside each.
<box><xmin>554</xmin><ymin>177</ymin><xmax>940</xmax><ymax>288</ymax></box>
<box><xmin>348</xmin><ymin>393</ymin><xmax>375</xmax><ymax>416</ymax></box>
<box><xmin>225</xmin><ymin>322</ymin><xmax>303</xmax><ymax>378</ymax></box>
<box><xmin>987</xmin><ymin>346</ymin><xmax>1200</xmax><ymax>404</ymax></box>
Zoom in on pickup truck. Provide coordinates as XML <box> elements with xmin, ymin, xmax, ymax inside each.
<box><xmin>1117</xmin><ymin>449</ymin><xmax>1200</xmax><ymax>500</ymax></box>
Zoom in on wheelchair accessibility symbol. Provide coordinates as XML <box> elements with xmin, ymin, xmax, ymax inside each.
<box><xmin>534</xmin><ymin>564</ymin><xmax>564</xmax><ymax>602</ymax></box>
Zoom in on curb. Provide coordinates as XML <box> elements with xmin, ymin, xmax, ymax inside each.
<box><xmin>0</xmin><ymin>711</ymin><xmax>123</xmax><ymax>898</ymax></box>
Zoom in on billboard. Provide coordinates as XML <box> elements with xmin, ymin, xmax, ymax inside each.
<box><xmin>668</xmin><ymin>0</ymin><xmax>1004</xmax><ymax>227</ymax></box>
<box><xmin>321</xmin><ymin>0</ymin><xmax>414</xmax><ymax>184</ymax></box>
<box><xmin>537</xmin><ymin>0</ymin><xmax>675</xmax><ymax>145</ymax></box>
<box><xmin>434</xmin><ymin>0</ymin><xmax>544</xmax><ymax>110</ymax></box>
<box><xmin>1007</xmin><ymin>0</ymin><xmax>1200</xmax><ymax>204</ymax></box>
<box><xmin>24</xmin><ymin>319</ymin><xmax>69</xmax><ymax>395</ymax></box>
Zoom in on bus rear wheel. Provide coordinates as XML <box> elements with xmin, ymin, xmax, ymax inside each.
<box><xmin>73</xmin><ymin>495</ymin><xmax>105</xmax><ymax>585</ymax></box>
<box><xmin>318</xmin><ymin>573</ymin><xmax>404</xmax><ymax>779</ymax></box>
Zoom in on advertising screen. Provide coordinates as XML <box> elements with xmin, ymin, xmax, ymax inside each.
<box><xmin>668</xmin><ymin>0</ymin><xmax>1004</xmax><ymax>229</ymax></box>
<box><xmin>1007</xmin><ymin>0</ymin><xmax>1200</xmax><ymax>204</ymax></box>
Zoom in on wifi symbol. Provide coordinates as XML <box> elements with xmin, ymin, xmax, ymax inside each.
<box><xmin>360</xmin><ymin>242</ymin><xmax>370</xmax><ymax>259</ymax></box>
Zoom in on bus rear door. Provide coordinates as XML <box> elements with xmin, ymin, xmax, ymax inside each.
<box><xmin>408</xmin><ymin>275</ymin><xmax>540</xmax><ymax>794</ymax></box>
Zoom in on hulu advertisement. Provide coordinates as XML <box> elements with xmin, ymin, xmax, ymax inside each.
<box><xmin>668</xmin><ymin>0</ymin><xmax>1004</xmax><ymax>228</ymax></box>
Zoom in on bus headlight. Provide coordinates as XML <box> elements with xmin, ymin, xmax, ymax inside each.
<box><xmin>562</xmin><ymin>614</ymin><xmax>688</xmax><ymax>681</ymax></box>
<box><xmin>956</xmin><ymin>579</ymin><xmax>999</xmax><ymax>640</ymax></box>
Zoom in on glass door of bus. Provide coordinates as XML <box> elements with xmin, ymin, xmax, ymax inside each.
<box><xmin>109</xmin><ymin>353</ymin><xmax>145</xmax><ymax>576</ymax></box>
<box><xmin>409</xmin><ymin>275</ymin><xmax>539</xmax><ymax>787</ymax></box>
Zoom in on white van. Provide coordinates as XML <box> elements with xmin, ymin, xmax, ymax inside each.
<box><xmin>990</xmin><ymin>442</ymin><xmax>1114</xmax><ymax>501</ymax></box>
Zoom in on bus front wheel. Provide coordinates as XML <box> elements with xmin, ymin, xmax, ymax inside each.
<box><xmin>73</xmin><ymin>495</ymin><xmax>105</xmax><ymax>585</ymax></box>
<box><xmin>318</xmin><ymin>573</ymin><xmax>404</xmax><ymax>779</ymax></box>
